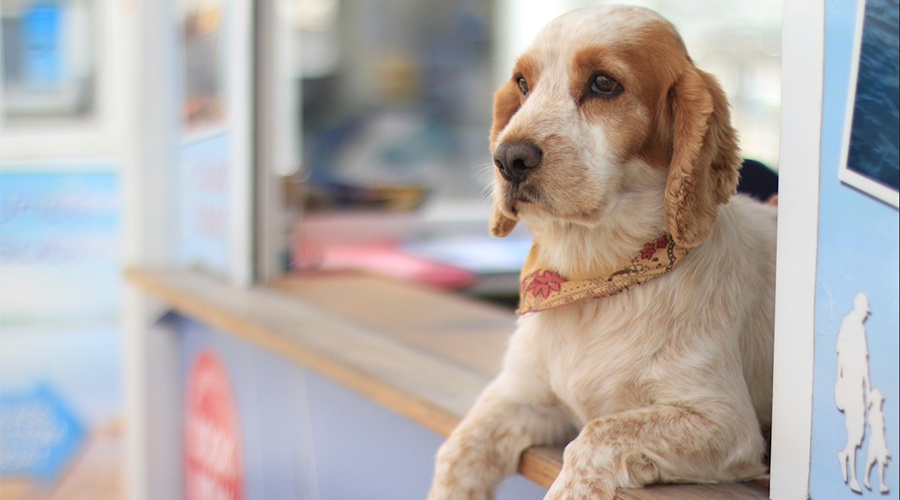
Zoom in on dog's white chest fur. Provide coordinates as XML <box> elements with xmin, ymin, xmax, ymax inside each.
<box><xmin>507</xmin><ymin>198</ymin><xmax>778</xmax><ymax>432</ymax></box>
<box><xmin>518</xmin><ymin>300</ymin><xmax>653</xmax><ymax>427</ymax></box>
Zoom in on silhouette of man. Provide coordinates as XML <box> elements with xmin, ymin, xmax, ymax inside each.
<box><xmin>835</xmin><ymin>292</ymin><xmax>872</xmax><ymax>493</ymax></box>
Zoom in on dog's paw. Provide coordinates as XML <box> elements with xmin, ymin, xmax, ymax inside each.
<box><xmin>429</xmin><ymin>465</ymin><xmax>495</xmax><ymax>500</ymax></box>
<box><xmin>429</xmin><ymin>474</ymin><xmax>496</xmax><ymax>500</ymax></box>
<box><xmin>428</xmin><ymin>484</ymin><xmax>494</xmax><ymax>500</ymax></box>
<box><xmin>544</xmin><ymin>470</ymin><xmax>616</xmax><ymax>500</ymax></box>
<box><xmin>428</xmin><ymin>440</ymin><xmax>497</xmax><ymax>500</ymax></box>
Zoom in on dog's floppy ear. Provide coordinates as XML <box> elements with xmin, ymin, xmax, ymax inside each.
<box><xmin>490</xmin><ymin>199</ymin><xmax>518</xmax><ymax>237</ymax></box>
<box><xmin>665</xmin><ymin>67</ymin><xmax>741</xmax><ymax>248</ymax></box>
<box><xmin>489</xmin><ymin>80</ymin><xmax>523</xmax><ymax>238</ymax></box>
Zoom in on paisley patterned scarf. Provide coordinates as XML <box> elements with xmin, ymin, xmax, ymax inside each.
<box><xmin>518</xmin><ymin>234</ymin><xmax>689</xmax><ymax>315</ymax></box>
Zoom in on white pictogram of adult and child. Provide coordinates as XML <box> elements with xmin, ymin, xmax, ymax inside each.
<box><xmin>835</xmin><ymin>292</ymin><xmax>891</xmax><ymax>494</ymax></box>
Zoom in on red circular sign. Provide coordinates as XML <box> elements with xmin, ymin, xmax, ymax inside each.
<box><xmin>185</xmin><ymin>350</ymin><xmax>244</xmax><ymax>500</ymax></box>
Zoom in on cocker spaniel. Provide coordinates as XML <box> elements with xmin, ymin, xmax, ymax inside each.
<box><xmin>429</xmin><ymin>5</ymin><xmax>777</xmax><ymax>499</ymax></box>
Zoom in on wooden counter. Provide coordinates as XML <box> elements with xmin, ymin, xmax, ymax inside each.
<box><xmin>126</xmin><ymin>268</ymin><xmax>768</xmax><ymax>499</ymax></box>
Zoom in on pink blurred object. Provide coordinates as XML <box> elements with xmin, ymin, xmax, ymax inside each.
<box><xmin>295</xmin><ymin>242</ymin><xmax>476</xmax><ymax>290</ymax></box>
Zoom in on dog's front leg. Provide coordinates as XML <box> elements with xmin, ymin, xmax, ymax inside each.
<box><xmin>544</xmin><ymin>405</ymin><xmax>767</xmax><ymax>500</ymax></box>
<box><xmin>429</xmin><ymin>376</ymin><xmax>575</xmax><ymax>500</ymax></box>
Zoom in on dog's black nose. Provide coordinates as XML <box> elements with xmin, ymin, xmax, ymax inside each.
<box><xmin>493</xmin><ymin>141</ymin><xmax>542</xmax><ymax>184</ymax></box>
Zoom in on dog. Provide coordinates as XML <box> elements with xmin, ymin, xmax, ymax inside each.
<box><xmin>864</xmin><ymin>388</ymin><xmax>891</xmax><ymax>493</ymax></box>
<box><xmin>429</xmin><ymin>5</ymin><xmax>777</xmax><ymax>500</ymax></box>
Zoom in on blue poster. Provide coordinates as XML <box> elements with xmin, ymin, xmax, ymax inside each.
<box><xmin>0</xmin><ymin>170</ymin><xmax>124</xmax><ymax>497</ymax></box>
<box><xmin>0</xmin><ymin>171</ymin><xmax>121</xmax><ymax>324</ymax></box>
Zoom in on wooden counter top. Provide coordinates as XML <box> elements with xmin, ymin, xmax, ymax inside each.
<box><xmin>126</xmin><ymin>268</ymin><xmax>768</xmax><ymax>499</ymax></box>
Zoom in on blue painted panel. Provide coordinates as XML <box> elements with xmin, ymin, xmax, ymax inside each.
<box><xmin>177</xmin><ymin>317</ymin><xmax>546</xmax><ymax>499</ymax></box>
<box><xmin>304</xmin><ymin>369</ymin><xmax>546</xmax><ymax>500</ymax></box>
<box><xmin>810</xmin><ymin>0</ymin><xmax>900</xmax><ymax>497</ymax></box>
<box><xmin>180</xmin><ymin>318</ymin><xmax>314</xmax><ymax>500</ymax></box>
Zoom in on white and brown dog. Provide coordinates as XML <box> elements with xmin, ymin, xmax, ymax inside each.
<box><xmin>429</xmin><ymin>5</ymin><xmax>776</xmax><ymax>500</ymax></box>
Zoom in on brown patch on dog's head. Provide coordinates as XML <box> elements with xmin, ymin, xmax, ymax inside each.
<box><xmin>490</xmin><ymin>54</ymin><xmax>538</xmax><ymax>148</ymax></box>
<box><xmin>664</xmin><ymin>67</ymin><xmax>740</xmax><ymax>248</ymax></box>
<box><xmin>567</xmin><ymin>23</ymin><xmax>682</xmax><ymax>171</ymax></box>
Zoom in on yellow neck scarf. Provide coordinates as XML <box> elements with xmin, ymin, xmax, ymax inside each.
<box><xmin>517</xmin><ymin>234</ymin><xmax>689</xmax><ymax>315</ymax></box>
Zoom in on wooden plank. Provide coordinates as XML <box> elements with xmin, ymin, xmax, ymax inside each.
<box><xmin>618</xmin><ymin>478</ymin><xmax>770</xmax><ymax>499</ymax></box>
<box><xmin>274</xmin><ymin>273</ymin><xmax>515</xmax><ymax>378</ymax></box>
<box><xmin>518</xmin><ymin>446</ymin><xmax>564</xmax><ymax>489</ymax></box>
<box><xmin>515</xmin><ymin>447</ymin><xmax>768</xmax><ymax>500</ymax></box>
<box><xmin>125</xmin><ymin>268</ymin><xmax>483</xmax><ymax>436</ymax></box>
<box><xmin>126</xmin><ymin>268</ymin><xmax>768</xmax><ymax>499</ymax></box>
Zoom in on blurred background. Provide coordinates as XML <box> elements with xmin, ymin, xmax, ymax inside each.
<box><xmin>0</xmin><ymin>0</ymin><xmax>781</xmax><ymax>497</ymax></box>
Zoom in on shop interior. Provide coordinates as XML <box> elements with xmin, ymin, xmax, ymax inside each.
<box><xmin>278</xmin><ymin>0</ymin><xmax>782</xmax><ymax>304</ymax></box>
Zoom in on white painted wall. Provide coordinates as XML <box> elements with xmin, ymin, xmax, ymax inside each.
<box><xmin>769</xmin><ymin>1</ymin><xmax>824</xmax><ymax>498</ymax></box>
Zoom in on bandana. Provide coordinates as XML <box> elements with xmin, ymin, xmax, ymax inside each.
<box><xmin>517</xmin><ymin>234</ymin><xmax>689</xmax><ymax>315</ymax></box>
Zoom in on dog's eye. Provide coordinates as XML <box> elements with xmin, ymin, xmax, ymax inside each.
<box><xmin>517</xmin><ymin>77</ymin><xmax>529</xmax><ymax>96</ymax></box>
<box><xmin>591</xmin><ymin>74</ymin><xmax>622</xmax><ymax>97</ymax></box>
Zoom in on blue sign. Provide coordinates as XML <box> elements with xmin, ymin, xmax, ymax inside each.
<box><xmin>22</xmin><ymin>2</ymin><xmax>64</xmax><ymax>90</ymax></box>
<box><xmin>0</xmin><ymin>171</ymin><xmax>121</xmax><ymax>324</ymax></box>
<box><xmin>0</xmin><ymin>384</ymin><xmax>86</xmax><ymax>483</ymax></box>
<box><xmin>178</xmin><ymin>133</ymin><xmax>232</xmax><ymax>276</ymax></box>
